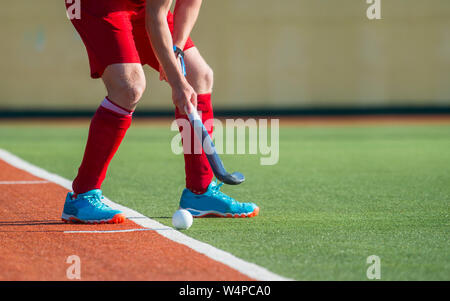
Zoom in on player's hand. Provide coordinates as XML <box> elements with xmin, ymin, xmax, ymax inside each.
<box><xmin>172</xmin><ymin>79</ymin><xmax>197</xmax><ymax>114</ymax></box>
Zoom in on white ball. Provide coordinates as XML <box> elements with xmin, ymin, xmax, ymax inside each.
<box><xmin>172</xmin><ymin>209</ymin><xmax>193</xmax><ymax>230</ymax></box>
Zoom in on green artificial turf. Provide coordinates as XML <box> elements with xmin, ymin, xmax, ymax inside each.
<box><xmin>0</xmin><ymin>122</ymin><xmax>449</xmax><ymax>280</ymax></box>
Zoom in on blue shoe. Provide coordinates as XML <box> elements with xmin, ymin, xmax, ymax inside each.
<box><xmin>179</xmin><ymin>181</ymin><xmax>259</xmax><ymax>218</ymax></box>
<box><xmin>61</xmin><ymin>189</ymin><xmax>126</xmax><ymax>224</ymax></box>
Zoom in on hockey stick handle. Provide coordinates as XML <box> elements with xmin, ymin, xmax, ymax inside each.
<box><xmin>184</xmin><ymin>104</ymin><xmax>227</xmax><ymax>178</ymax></box>
<box><xmin>185</xmin><ymin>104</ymin><xmax>215</xmax><ymax>156</ymax></box>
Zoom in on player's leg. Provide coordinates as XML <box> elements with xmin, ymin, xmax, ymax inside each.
<box><xmin>132</xmin><ymin>9</ymin><xmax>213</xmax><ymax>156</ymax></box>
<box><xmin>72</xmin><ymin>63</ymin><xmax>145</xmax><ymax>195</ymax></box>
<box><xmin>176</xmin><ymin>47</ymin><xmax>259</xmax><ymax>218</ymax></box>
<box><xmin>132</xmin><ymin>10</ymin><xmax>258</xmax><ymax>218</ymax></box>
<box><xmin>138</xmin><ymin>10</ymin><xmax>215</xmax><ymax>194</ymax></box>
<box><xmin>62</xmin><ymin>1</ymin><xmax>145</xmax><ymax>224</ymax></box>
<box><xmin>63</xmin><ymin>64</ymin><xmax>146</xmax><ymax>224</ymax></box>
<box><xmin>102</xmin><ymin>63</ymin><xmax>146</xmax><ymax>112</ymax></box>
<box><xmin>175</xmin><ymin>47</ymin><xmax>215</xmax><ymax>194</ymax></box>
<box><xmin>183</xmin><ymin>47</ymin><xmax>214</xmax><ymax>95</ymax></box>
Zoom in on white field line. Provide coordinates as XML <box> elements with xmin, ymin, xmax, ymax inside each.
<box><xmin>0</xmin><ymin>148</ymin><xmax>292</xmax><ymax>281</ymax></box>
<box><xmin>0</xmin><ymin>180</ymin><xmax>50</xmax><ymax>184</ymax></box>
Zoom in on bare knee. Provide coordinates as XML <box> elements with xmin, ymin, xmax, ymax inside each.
<box><xmin>202</xmin><ymin>66</ymin><xmax>214</xmax><ymax>93</ymax></box>
<box><xmin>184</xmin><ymin>48</ymin><xmax>214</xmax><ymax>94</ymax></box>
<box><xmin>102</xmin><ymin>64</ymin><xmax>146</xmax><ymax>111</ymax></box>
<box><xmin>189</xmin><ymin>65</ymin><xmax>214</xmax><ymax>94</ymax></box>
<box><xmin>115</xmin><ymin>77</ymin><xmax>146</xmax><ymax>109</ymax></box>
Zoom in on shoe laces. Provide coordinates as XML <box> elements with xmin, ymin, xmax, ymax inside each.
<box><xmin>211</xmin><ymin>180</ymin><xmax>237</xmax><ymax>204</ymax></box>
<box><xmin>84</xmin><ymin>194</ymin><xmax>109</xmax><ymax>210</ymax></box>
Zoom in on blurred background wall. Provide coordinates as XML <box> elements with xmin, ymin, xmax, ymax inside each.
<box><xmin>0</xmin><ymin>0</ymin><xmax>449</xmax><ymax>112</ymax></box>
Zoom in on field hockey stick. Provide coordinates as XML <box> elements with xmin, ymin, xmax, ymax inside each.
<box><xmin>184</xmin><ymin>102</ymin><xmax>245</xmax><ymax>185</ymax></box>
<box><xmin>174</xmin><ymin>45</ymin><xmax>245</xmax><ymax>185</ymax></box>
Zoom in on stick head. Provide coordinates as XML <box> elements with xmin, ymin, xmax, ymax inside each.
<box><xmin>218</xmin><ymin>171</ymin><xmax>245</xmax><ymax>185</ymax></box>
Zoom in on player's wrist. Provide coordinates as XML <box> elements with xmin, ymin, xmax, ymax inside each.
<box><xmin>167</xmin><ymin>72</ymin><xmax>186</xmax><ymax>89</ymax></box>
<box><xmin>166</xmin><ymin>67</ymin><xmax>188</xmax><ymax>88</ymax></box>
<box><xmin>173</xmin><ymin>45</ymin><xmax>186</xmax><ymax>76</ymax></box>
<box><xmin>173</xmin><ymin>45</ymin><xmax>184</xmax><ymax>57</ymax></box>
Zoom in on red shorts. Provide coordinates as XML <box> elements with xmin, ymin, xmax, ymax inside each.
<box><xmin>67</xmin><ymin>0</ymin><xmax>195</xmax><ymax>78</ymax></box>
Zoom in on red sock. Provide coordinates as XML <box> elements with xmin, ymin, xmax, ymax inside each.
<box><xmin>175</xmin><ymin>93</ymin><xmax>214</xmax><ymax>194</ymax></box>
<box><xmin>72</xmin><ymin>97</ymin><xmax>133</xmax><ymax>195</ymax></box>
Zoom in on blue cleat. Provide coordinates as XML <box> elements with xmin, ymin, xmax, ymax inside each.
<box><xmin>179</xmin><ymin>181</ymin><xmax>259</xmax><ymax>218</ymax></box>
<box><xmin>61</xmin><ymin>189</ymin><xmax>126</xmax><ymax>224</ymax></box>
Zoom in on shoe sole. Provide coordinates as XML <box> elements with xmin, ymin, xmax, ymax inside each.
<box><xmin>182</xmin><ymin>206</ymin><xmax>259</xmax><ymax>218</ymax></box>
<box><xmin>61</xmin><ymin>213</ymin><xmax>126</xmax><ymax>224</ymax></box>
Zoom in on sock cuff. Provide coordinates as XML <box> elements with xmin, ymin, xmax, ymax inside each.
<box><xmin>101</xmin><ymin>97</ymin><xmax>134</xmax><ymax>116</ymax></box>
